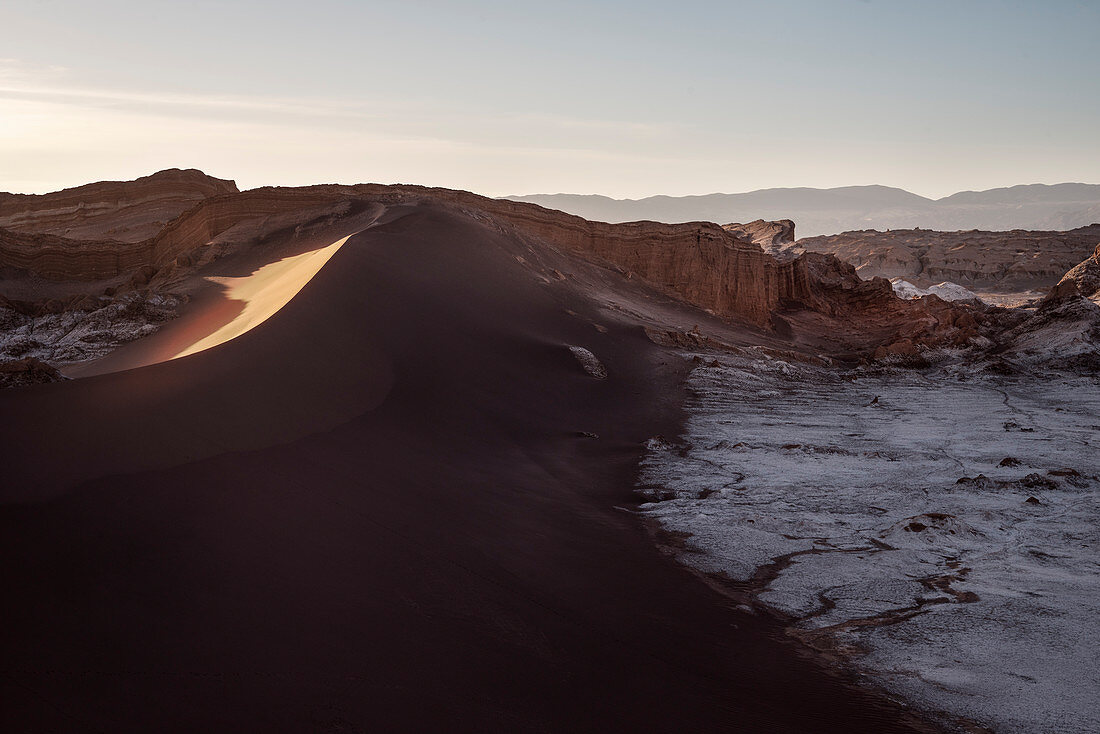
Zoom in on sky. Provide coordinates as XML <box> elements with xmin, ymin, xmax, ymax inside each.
<box><xmin>1</xmin><ymin>0</ymin><xmax>1098</xmax><ymax>198</ymax></box>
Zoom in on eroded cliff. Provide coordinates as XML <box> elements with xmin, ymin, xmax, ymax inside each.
<box><xmin>793</xmin><ymin>226</ymin><xmax>1100</xmax><ymax>291</ymax></box>
<box><xmin>0</xmin><ymin>173</ymin><xmax>995</xmax><ymax>364</ymax></box>
<box><xmin>0</xmin><ymin>168</ymin><xmax>238</xmax><ymax>243</ymax></box>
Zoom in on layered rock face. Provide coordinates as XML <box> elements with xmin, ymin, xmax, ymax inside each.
<box><xmin>722</xmin><ymin>219</ymin><xmax>795</xmax><ymax>255</ymax></box>
<box><xmin>412</xmin><ymin>193</ymin><xmax>976</xmax><ymax>348</ymax></box>
<box><xmin>0</xmin><ymin>168</ymin><xmax>238</xmax><ymax>243</ymax></box>
<box><xmin>398</xmin><ymin>190</ymin><xmax>911</xmax><ymax>332</ymax></box>
<box><xmin>794</xmin><ymin>225</ymin><xmax>1100</xmax><ymax>291</ymax></box>
<box><xmin>145</xmin><ymin>182</ymin><xmax>811</xmax><ymax>328</ymax></box>
<box><xmin>0</xmin><ymin>227</ymin><xmax>149</xmax><ymax>281</ymax></box>
<box><xmin>437</xmin><ymin>194</ymin><xmax>786</xmax><ymax>327</ymax></box>
<box><xmin>0</xmin><ymin>173</ymin><xmax>991</xmax><ymax>362</ymax></box>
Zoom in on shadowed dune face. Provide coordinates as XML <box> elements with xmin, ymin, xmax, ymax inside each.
<box><xmin>0</xmin><ymin>202</ymin><xmax>932</xmax><ymax>732</ymax></box>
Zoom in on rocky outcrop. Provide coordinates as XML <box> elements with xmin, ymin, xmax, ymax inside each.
<box><xmin>995</xmin><ymin>294</ymin><xmax>1100</xmax><ymax>373</ymax></box>
<box><xmin>990</xmin><ymin>243</ymin><xmax>1100</xmax><ymax>372</ymax></box>
<box><xmin>722</xmin><ymin>219</ymin><xmax>795</xmax><ymax>254</ymax></box>
<box><xmin>1047</xmin><ymin>244</ymin><xmax>1100</xmax><ymax>302</ymax></box>
<box><xmin>969</xmin><ymin>246</ymin><xmax>1100</xmax><ymax>374</ymax></box>
<box><xmin>425</xmin><ymin>192</ymin><xmax>989</xmax><ymax>350</ymax></box>
<box><xmin>793</xmin><ymin>225</ymin><xmax>1100</xmax><ymax>291</ymax></box>
<box><xmin>0</xmin><ymin>292</ymin><xmax>182</xmax><ymax>366</ymax></box>
<box><xmin>0</xmin><ymin>227</ymin><xmax>147</xmax><ymax>281</ymax></box>
<box><xmin>891</xmin><ymin>279</ymin><xmax>982</xmax><ymax>303</ymax></box>
<box><xmin>0</xmin><ymin>172</ymin><xmax>992</xmax><ymax>357</ymax></box>
<box><xmin>0</xmin><ymin>168</ymin><xmax>237</xmax><ymax>243</ymax></box>
<box><xmin>0</xmin><ymin>357</ymin><xmax>62</xmax><ymax>389</ymax></box>
<box><xmin>0</xmin><ymin>187</ymin><xmax>348</xmax><ymax>281</ymax></box>
<box><xmin>145</xmin><ymin>188</ymin><xmax>357</xmax><ymax>268</ymax></box>
<box><xmin>449</xmin><ymin>197</ymin><xmax>786</xmax><ymax>327</ymax></box>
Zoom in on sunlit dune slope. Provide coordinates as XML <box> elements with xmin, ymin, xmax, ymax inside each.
<box><xmin>175</xmin><ymin>234</ymin><xmax>349</xmax><ymax>359</ymax></box>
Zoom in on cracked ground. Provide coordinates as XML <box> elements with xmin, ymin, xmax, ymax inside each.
<box><xmin>638</xmin><ymin>354</ymin><xmax>1100</xmax><ymax>733</ymax></box>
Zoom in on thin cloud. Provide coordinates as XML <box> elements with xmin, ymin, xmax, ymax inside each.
<box><xmin>0</xmin><ymin>59</ymin><xmax>672</xmax><ymax>147</ymax></box>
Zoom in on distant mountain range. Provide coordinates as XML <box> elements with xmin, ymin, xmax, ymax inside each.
<box><xmin>505</xmin><ymin>183</ymin><xmax>1100</xmax><ymax>238</ymax></box>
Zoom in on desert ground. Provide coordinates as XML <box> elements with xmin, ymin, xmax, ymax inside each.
<box><xmin>1</xmin><ymin>171</ymin><xmax>1098</xmax><ymax>732</ymax></box>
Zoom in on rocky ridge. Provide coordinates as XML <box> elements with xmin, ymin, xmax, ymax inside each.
<box><xmin>722</xmin><ymin>219</ymin><xmax>796</xmax><ymax>255</ymax></box>
<box><xmin>989</xmin><ymin>244</ymin><xmax>1100</xmax><ymax>372</ymax></box>
<box><xmin>0</xmin><ymin>227</ymin><xmax>150</xmax><ymax>281</ymax></box>
<box><xmin>0</xmin><ymin>168</ymin><xmax>238</xmax><ymax>243</ymax></box>
<box><xmin>3</xmin><ymin>176</ymin><xmax>949</xmax><ymax>334</ymax></box>
<box><xmin>793</xmin><ymin>225</ymin><xmax>1100</xmax><ymax>292</ymax></box>
<box><xmin>0</xmin><ymin>172</ymin><xmax>1030</xmax><ymax>380</ymax></box>
<box><xmin>1048</xmin><ymin>243</ymin><xmax>1100</xmax><ymax>302</ymax></box>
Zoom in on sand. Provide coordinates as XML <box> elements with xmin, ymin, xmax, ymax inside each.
<box><xmin>172</xmin><ymin>234</ymin><xmax>351</xmax><ymax>359</ymax></box>
<box><xmin>0</xmin><ymin>203</ymin><xmax>934</xmax><ymax>732</ymax></box>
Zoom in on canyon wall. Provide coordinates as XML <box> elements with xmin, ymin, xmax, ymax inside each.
<box><xmin>722</xmin><ymin>219</ymin><xmax>796</xmax><ymax>254</ymax></box>
<box><xmin>0</xmin><ymin>174</ymin><xmax>969</xmax><ymax>338</ymax></box>
<box><xmin>0</xmin><ymin>168</ymin><xmax>237</xmax><ymax>243</ymax></box>
<box><xmin>0</xmin><ymin>228</ymin><xmax>149</xmax><ymax>281</ymax></box>
<box><xmin>795</xmin><ymin>226</ymin><xmax>1100</xmax><ymax>291</ymax></box>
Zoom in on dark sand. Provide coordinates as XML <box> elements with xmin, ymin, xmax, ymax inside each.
<box><xmin>0</xmin><ymin>204</ymin><xmax>932</xmax><ymax>731</ymax></box>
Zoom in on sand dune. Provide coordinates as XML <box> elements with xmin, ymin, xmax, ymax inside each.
<box><xmin>174</xmin><ymin>234</ymin><xmax>350</xmax><ymax>359</ymax></box>
<box><xmin>0</xmin><ymin>203</ymin><xmax>931</xmax><ymax>732</ymax></box>
<box><xmin>60</xmin><ymin>234</ymin><xmax>355</xmax><ymax>379</ymax></box>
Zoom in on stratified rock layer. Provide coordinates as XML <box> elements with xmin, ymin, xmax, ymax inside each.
<box><xmin>0</xmin><ymin>227</ymin><xmax>148</xmax><ymax>281</ymax></box>
<box><xmin>0</xmin><ymin>174</ymin><xmax>994</xmax><ymax>356</ymax></box>
<box><xmin>794</xmin><ymin>226</ymin><xmax>1100</xmax><ymax>291</ymax></box>
<box><xmin>722</xmin><ymin>219</ymin><xmax>796</xmax><ymax>255</ymax></box>
<box><xmin>0</xmin><ymin>168</ymin><xmax>238</xmax><ymax>243</ymax></box>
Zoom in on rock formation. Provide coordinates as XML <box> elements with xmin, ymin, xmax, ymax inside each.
<box><xmin>0</xmin><ymin>172</ymin><xmax>1003</xmax><ymax>373</ymax></box>
<box><xmin>1047</xmin><ymin>243</ymin><xmax>1100</xmax><ymax>302</ymax></box>
<box><xmin>0</xmin><ymin>356</ymin><xmax>62</xmax><ymax>389</ymax></box>
<box><xmin>0</xmin><ymin>168</ymin><xmax>237</xmax><ymax>243</ymax></box>
<box><xmin>0</xmin><ymin>291</ymin><xmax>181</xmax><ymax>367</ymax></box>
<box><xmin>890</xmin><ymin>279</ymin><xmax>982</xmax><ymax>303</ymax></box>
<box><xmin>722</xmin><ymin>219</ymin><xmax>795</xmax><ymax>254</ymax></box>
<box><xmin>971</xmin><ymin>244</ymin><xmax>1100</xmax><ymax>373</ymax></box>
<box><xmin>0</xmin><ymin>227</ymin><xmax>149</xmax><ymax>281</ymax></box>
<box><xmin>793</xmin><ymin>225</ymin><xmax>1100</xmax><ymax>292</ymax></box>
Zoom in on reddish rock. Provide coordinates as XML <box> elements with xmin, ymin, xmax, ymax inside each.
<box><xmin>0</xmin><ymin>168</ymin><xmax>237</xmax><ymax>243</ymax></box>
<box><xmin>0</xmin><ymin>172</ymin><xmax>1002</xmax><ymax>357</ymax></box>
<box><xmin>131</xmin><ymin>265</ymin><xmax>158</xmax><ymax>286</ymax></box>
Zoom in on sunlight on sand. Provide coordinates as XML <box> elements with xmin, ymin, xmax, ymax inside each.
<box><xmin>172</xmin><ymin>234</ymin><xmax>352</xmax><ymax>359</ymax></box>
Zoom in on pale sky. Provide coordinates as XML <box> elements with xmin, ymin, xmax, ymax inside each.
<box><xmin>2</xmin><ymin>0</ymin><xmax>1098</xmax><ymax>198</ymax></box>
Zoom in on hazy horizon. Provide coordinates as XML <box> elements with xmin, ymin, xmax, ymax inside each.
<box><xmin>7</xmin><ymin>168</ymin><xmax>1100</xmax><ymax>202</ymax></box>
<box><xmin>505</xmin><ymin>180</ymin><xmax>1100</xmax><ymax>202</ymax></box>
<box><xmin>3</xmin><ymin>0</ymin><xmax>1098</xmax><ymax>199</ymax></box>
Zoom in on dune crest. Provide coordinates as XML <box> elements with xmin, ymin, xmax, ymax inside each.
<box><xmin>173</xmin><ymin>233</ymin><xmax>352</xmax><ymax>360</ymax></box>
